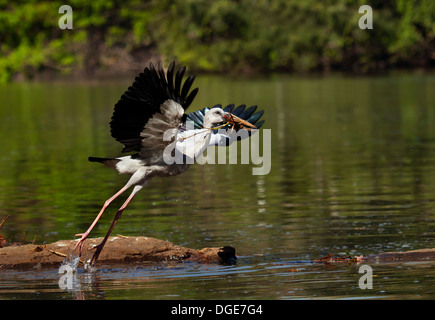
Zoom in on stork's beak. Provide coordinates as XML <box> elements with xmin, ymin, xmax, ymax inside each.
<box><xmin>224</xmin><ymin>112</ymin><xmax>257</xmax><ymax>129</ymax></box>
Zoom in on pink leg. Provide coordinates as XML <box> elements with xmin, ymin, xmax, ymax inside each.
<box><xmin>89</xmin><ymin>185</ymin><xmax>143</xmax><ymax>267</ymax></box>
<box><xmin>73</xmin><ymin>185</ymin><xmax>129</xmax><ymax>255</ymax></box>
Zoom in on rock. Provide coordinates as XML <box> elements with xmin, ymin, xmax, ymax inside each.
<box><xmin>0</xmin><ymin>236</ymin><xmax>237</xmax><ymax>270</ymax></box>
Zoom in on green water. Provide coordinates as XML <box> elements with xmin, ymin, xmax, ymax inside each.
<box><xmin>1</xmin><ymin>73</ymin><xmax>435</xmax><ymax>299</ymax></box>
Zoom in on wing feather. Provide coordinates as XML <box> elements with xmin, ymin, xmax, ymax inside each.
<box><xmin>139</xmin><ymin>99</ymin><xmax>185</xmax><ymax>162</ymax></box>
<box><xmin>110</xmin><ymin>61</ymin><xmax>198</xmax><ymax>153</ymax></box>
<box><xmin>185</xmin><ymin>104</ymin><xmax>265</xmax><ymax>131</ymax></box>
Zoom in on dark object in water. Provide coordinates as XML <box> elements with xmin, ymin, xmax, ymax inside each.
<box><xmin>218</xmin><ymin>246</ymin><xmax>237</xmax><ymax>265</ymax></box>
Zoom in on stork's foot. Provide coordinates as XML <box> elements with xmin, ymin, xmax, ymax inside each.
<box><xmin>73</xmin><ymin>232</ymin><xmax>89</xmax><ymax>256</ymax></box>
<box><xmin>71</xmin><ymin>233</ymin><xmax>103</xmax><ymax>271</ymax></box>
<box><xmin>88</xmin><ymin>242</ymin><xmax>105</xmax><ymax>267</ymax></box>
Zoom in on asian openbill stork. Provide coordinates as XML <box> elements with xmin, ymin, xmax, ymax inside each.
<box><xmin>73</xmin><ymin>61</ymin><xmax>265</xmax><ymax>267</ymax></box>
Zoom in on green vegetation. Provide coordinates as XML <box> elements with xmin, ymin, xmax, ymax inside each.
<box><xmin>1</xmin><ymin>0</ymin><xmax>435</xmax><ymax>82</ymax></box>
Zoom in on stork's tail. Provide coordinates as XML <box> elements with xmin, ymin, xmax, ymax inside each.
<box><xmin>88</xmin><ymin>156</ymin><xmax>121</xmax><ymax>169</ymax></box>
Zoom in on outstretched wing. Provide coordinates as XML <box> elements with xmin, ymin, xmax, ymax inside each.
<box><xmin>183</xmin><ymin>104</ymin><xmax>265</xmax><ymax>146</ymax></box>
<box><xmin>139</xmin><ymin>99</ymin><xmax>185</xmax><ymax>163</ymax></box>
<box><xmin>110</xmin><ymin>61</ymin><xmax>199</xmax><ymax>153</ymax></box>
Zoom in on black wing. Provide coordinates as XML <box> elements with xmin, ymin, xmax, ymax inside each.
<box><xmin>110</xmin><ymin>61</ymin><xmax>199</xmax><ymax>153</ymax></box>
<box><xmin>184</xmin><ymin>104</ymin><xmax>265</xmax><ymax>131</ymax></box>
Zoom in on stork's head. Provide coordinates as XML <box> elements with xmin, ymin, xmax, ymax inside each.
<box><xmin>204</xmin><ymin>107</ymin><xmax>258</xmax><ymax>130</ymax></box>
<box><xmin>203</xmin><ymin>108</ymin><xmax>227</xmax><ymax>128</ymax></box>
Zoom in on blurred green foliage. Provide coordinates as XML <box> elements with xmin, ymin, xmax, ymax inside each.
<box><xmin>0</xmin><ymin>0</ymin><xmax>434</xmax><ymax>82</ymax></box>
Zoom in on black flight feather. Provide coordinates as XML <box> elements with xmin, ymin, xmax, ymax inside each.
<box><xmin>110</xmin><ymin>61</ymin><xmax>198</xmax><ymax>153</ymax></box>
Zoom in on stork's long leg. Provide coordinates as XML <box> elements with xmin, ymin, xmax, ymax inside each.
<box><xmin>89</xmin><ymin>184</ymin><xmax>144</xmax><ymax>267</ymax></box>
<box><xmin>73</xmin><ymin>185</ymin><xmax>129</xmax><ymax>255</ymax></box>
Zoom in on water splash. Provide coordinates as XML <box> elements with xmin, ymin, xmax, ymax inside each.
<box><xmin>58</xmin><ymin>254</ymin><xmax>81</xmax><ymax>291</ymax></box>
<box><xmin>59</xmin><ymin>254</ymin><xmax>80</xmax><ymax>273</ymax></box>
<box><xmin>83</xmin><ymin>259</ymin><xmax>92</xmax><ymax>272</ymax></box>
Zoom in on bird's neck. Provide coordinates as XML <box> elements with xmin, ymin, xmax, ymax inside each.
<box><xmin>203</xmin><ymin>119</ymin><xmax>213</xmax><ymax>129</ymax></box>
